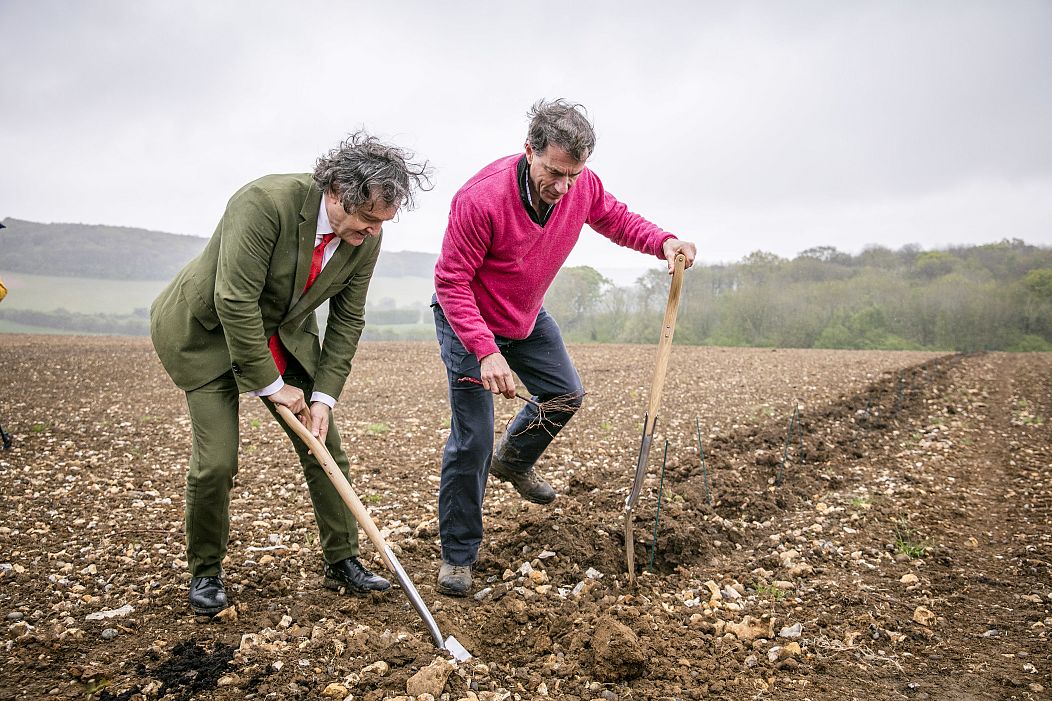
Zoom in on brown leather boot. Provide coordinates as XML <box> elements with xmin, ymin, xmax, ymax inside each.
<box><xmin>437</xmin><ymin>562</ymin><xmax>472</xmax><ymax>597</ymax></box>
<box><xmin>490</xmin><ymin>457</ymin><xmax>556</xmax><ymax>504</ymax></box>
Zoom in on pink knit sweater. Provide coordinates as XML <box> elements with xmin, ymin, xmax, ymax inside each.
<box><xmin>434</xmin><ymin>154</ymin><xmax>674</xmax><ymax>360</ymax></box>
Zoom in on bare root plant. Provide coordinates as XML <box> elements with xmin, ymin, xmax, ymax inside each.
<box><xmin>456</xmin><ymin>376</ymin><xmax>585</xmax><ymax>437</ymax></box>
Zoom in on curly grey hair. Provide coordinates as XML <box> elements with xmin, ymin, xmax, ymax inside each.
<box><xmin>313</xmin><ymin>131</ymin><xmax>433</xmax><ymax>213</ymax></box>
<box><xmin>526</xmin><ymin>98</ymin><xmax>596</xmax><ymax>162</ymax></box>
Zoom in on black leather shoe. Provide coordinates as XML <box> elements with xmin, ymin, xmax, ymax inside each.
<box><xmin>323</xmin><ymin>557</ymin><xmax>391</xmax><ymax>595</ymax></box>
<box><xmin>189</xmin><ymin>575</ymin><xmax>227</xmax><ymax>615</ymax></box>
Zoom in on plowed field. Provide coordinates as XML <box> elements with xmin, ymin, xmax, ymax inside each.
<box><xmin>0</xmin><ymin>336</ymin><xmax>1049</xmax><ymax>701</ymax></box>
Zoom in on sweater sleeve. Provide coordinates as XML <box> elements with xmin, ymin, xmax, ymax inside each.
<box><xmin>434</xmin><ymin>195</ymin><xmax>501</xmax><ymax>360</ymax></box>
<box><xmin>585</xmin><ymin>172</ymin><xmax>675</xmax><ymax>259</ymax></box>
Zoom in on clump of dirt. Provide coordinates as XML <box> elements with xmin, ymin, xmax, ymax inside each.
<box><xmin>590</xmin><ymin>615</ymin><xmax>646</xmax><ymax>681</ymax></box>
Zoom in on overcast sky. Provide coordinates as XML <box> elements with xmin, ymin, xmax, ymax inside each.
<box><xmin>1</xmin><ymin>0</ymin><xmax>1049</xmax><ymax>272</ymax></box>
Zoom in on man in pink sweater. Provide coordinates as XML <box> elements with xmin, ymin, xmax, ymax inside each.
<box><xmin>432</xmin><ymin>99</ymin><xmax>697</xmax><ymax>595</ymax></box>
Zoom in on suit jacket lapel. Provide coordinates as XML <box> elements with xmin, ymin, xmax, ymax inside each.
<box><xmin>290</xmin><ymin>187</ymin><xmax>324</xmax><ymax>308</ymax></box>
<box><xmin>286</xmin><ymin>241</ymin><xmax>354</xmax><ymax>321</ymax></box>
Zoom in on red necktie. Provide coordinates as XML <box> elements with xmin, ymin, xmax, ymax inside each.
<box><xmin>268</xmin><ymin>233</ymin><xmax>337</xmax><ymax>375</ymax></box>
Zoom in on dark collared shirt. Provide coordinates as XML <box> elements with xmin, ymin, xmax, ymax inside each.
<box><xmin>517</xmin><ymin>154</ymin><xmax>554</xmax><ymax>227</ymax></box>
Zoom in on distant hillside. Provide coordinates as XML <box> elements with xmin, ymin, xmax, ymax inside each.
<box><xmin>0</xmin><ymin>217</ymin><xmax>438</xmax><ymax>281</ymax></box>
<box><xmin>0</xmin><ymin>217</ymin><xmax>207</xmax><ymax>280</ymax></box>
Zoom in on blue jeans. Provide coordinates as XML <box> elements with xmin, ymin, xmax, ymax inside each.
<box><xmin>432</xmin><ymin>298</ymin><xmax>584</xmax><ymax>566</ymax></box>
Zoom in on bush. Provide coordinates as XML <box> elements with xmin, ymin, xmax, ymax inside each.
<box><xmin>1006</xmin><ymin>334</ymin><xmax>1052</xmax><ymax>352</ymax></box>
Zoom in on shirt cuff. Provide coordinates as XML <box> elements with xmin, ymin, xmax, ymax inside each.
<box><xmin>249</xmin><ymin>377</ymin><xmax>284</xmax><ymax>397</ymax></box>
<box><xmin>311</xmin><ymin>392</ymin><xmax>337</xmax><ymax>409</ymax></box>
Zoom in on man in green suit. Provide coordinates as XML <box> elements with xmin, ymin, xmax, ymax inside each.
<box><xmin>151</xmin><ymin>131</ymin><xmax>431</xmax><ymax>615</ymax></box>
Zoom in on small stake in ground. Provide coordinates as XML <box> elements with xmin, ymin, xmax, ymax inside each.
<box><xmin>647</xmin><ymin>439</ymin><xmax>670</xmax><ymax>574</ymax></box>
<box><xmin>775</xmin><ymin>405</ymin><xmax>803</xmax><ymax>486</ymax></box>
<box><xmin>695</xmin><ymin>417</ymin><xmax>712</xmax><ymax>506</ymax></box>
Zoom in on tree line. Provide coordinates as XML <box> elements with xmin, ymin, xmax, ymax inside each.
<box><xmin>544</xmin><ymin>240</ymin><xmax>1052</xmax><ymax>352</ymax></box>
<box><xmin>5</xmin><ymin>238</ymin><xmax>1049</xmax><ymax>350</ymax></box>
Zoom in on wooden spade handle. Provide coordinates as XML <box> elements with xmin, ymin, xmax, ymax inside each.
<box><xmin>626</xmin><ymin>253</ymin><xmax>687</xmax><ymax>584</ymax></box>
<box><xmin>275</xmin><ymin>405</ymin><xmax>473</xmax><ymax>660</ymax></box>
<box><xmin>274</xmin><ymin>405</ymin><xmax>395</xmax><ymax>572</ymax></box>
<box><xmin>645</xmin><ymin>253</ymin><xmax>686</xmax><ymax>433</ymax></box>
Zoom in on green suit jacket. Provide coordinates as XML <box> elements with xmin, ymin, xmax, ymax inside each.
<box><xmin>150</xmin><ymin>173</ymin><xmax>379</xmax><ymax>397</ymax></box>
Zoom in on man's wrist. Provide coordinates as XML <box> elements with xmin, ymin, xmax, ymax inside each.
<box><xmin>475</xmin><ymin>342</ymin><xmax>500</xmax><ymax>363</ymax></box>
<box><xmin>250</xmin><ymin>376</ymin><xmax>284</xmax><ymax>397</ymax></box>
<box><xmin>310</xmin><ymin>392</ymin><xmax>337</xmax><ymax>409</ymax></box>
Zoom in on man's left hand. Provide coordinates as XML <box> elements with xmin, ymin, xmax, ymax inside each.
<box><xmin>662</xmin><ymin>238</ymin><xmax>697</xmax><ymax>273</ymax></box>
<box><xmin>309</xmin><ymin>402</ymin><xmax>330</xmax><ymax>443</ymax></box>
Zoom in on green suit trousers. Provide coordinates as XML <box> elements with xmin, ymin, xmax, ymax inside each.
<box><xmin>183</xmin><ymin>369</ymin><xmax>359</xmax><ymax>576</ymax></box>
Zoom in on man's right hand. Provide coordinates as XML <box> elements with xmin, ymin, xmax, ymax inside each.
<box><xmin>480</xmin><ymin>353</ymin><xmax>517</xmax><ymax>399</ymax></box>
<box><xmin>267</xmin><ymin>384</ymin><xmax>309</xmax><ymax>425</ymax></box>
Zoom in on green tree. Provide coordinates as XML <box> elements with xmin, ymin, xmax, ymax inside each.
<box><xmin>912</xmin><ymin>251</ymin><xmax>958</xmax><ymax>280</ymax></box>
<box><xmin>738</xmin><ymin>251</ymin><xmax>785</xmax><ymax>286</ymax></box>
<box><xmin>797</xmin><ymin>245</ymin><xmax>851</xmax><ymax>264</ymax></box>
<box><xmin>1016</xmin><ymin>268</ymin><xmax>1052</xmax><ymax>341</ymax></box>
<box><xmin>855</xmin><ymin>245</ymin><xmax>901</xmax><ymax>270</ymax></box>
<box><xmin>1023</xmin><ymin>268</ymin><xmax>1052</xmax><ymax>300</ymax></box>
<box><xmin>544</xmin><ymin>266</ymin><xmax>612</xmax><ymax>341</ymax></box>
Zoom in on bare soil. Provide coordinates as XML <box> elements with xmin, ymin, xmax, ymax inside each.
<box><xmin>0</xmin><ymin>336</ymin><xmax>1049</xmax><ymax>701</ymax></box>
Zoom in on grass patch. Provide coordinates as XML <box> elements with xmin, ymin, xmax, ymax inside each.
<box><xmin>893</xmin><ymin>519</ymin><xmax>929</xmax><ymax>559</ymax></box>
<box><xmin>1012</xmin><ymin>398</ymin><xmax>1045</xmax><ymax>426</ymax></box>
<box><xmin>1</xmin><ymin>270</ymin><xmax>435</xmax><ymax>315</ymax></box>
<box><xmin>366</xmin><ymin>422</ymin><xmax>390</xmax><ymax>435</ymax></box>
<box><xmin>755</xmin><ymin>583</ymin><xmax>786</xmax><ymax>600</ymax></box>
<box><xmin>362</xmin><ymin>493</ymin><xmax>382</xmax><ymax>505</ymax></box>
<box><xmin>360</xmin><ymin>322</ymin><xmax>434</xmax><ymax>342</ymax></box>
<box><xmin>82</xmin><ymin>674</ymin><xmax>112</xmax><ymax>696</ymax></box>
<box><xmin>0</xmin><ymin>319</ymin><xmax>75</xmax><ymax>334</ymax></box>
<box><xmin>752</xmin><ymin>404</ymin><xmax>775</xmax><ymax>419</ymax></box>
<box><xmin>0</xmin><ymin>270</ymin><xmax>167</xmax><ymax>314</ymax></box>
